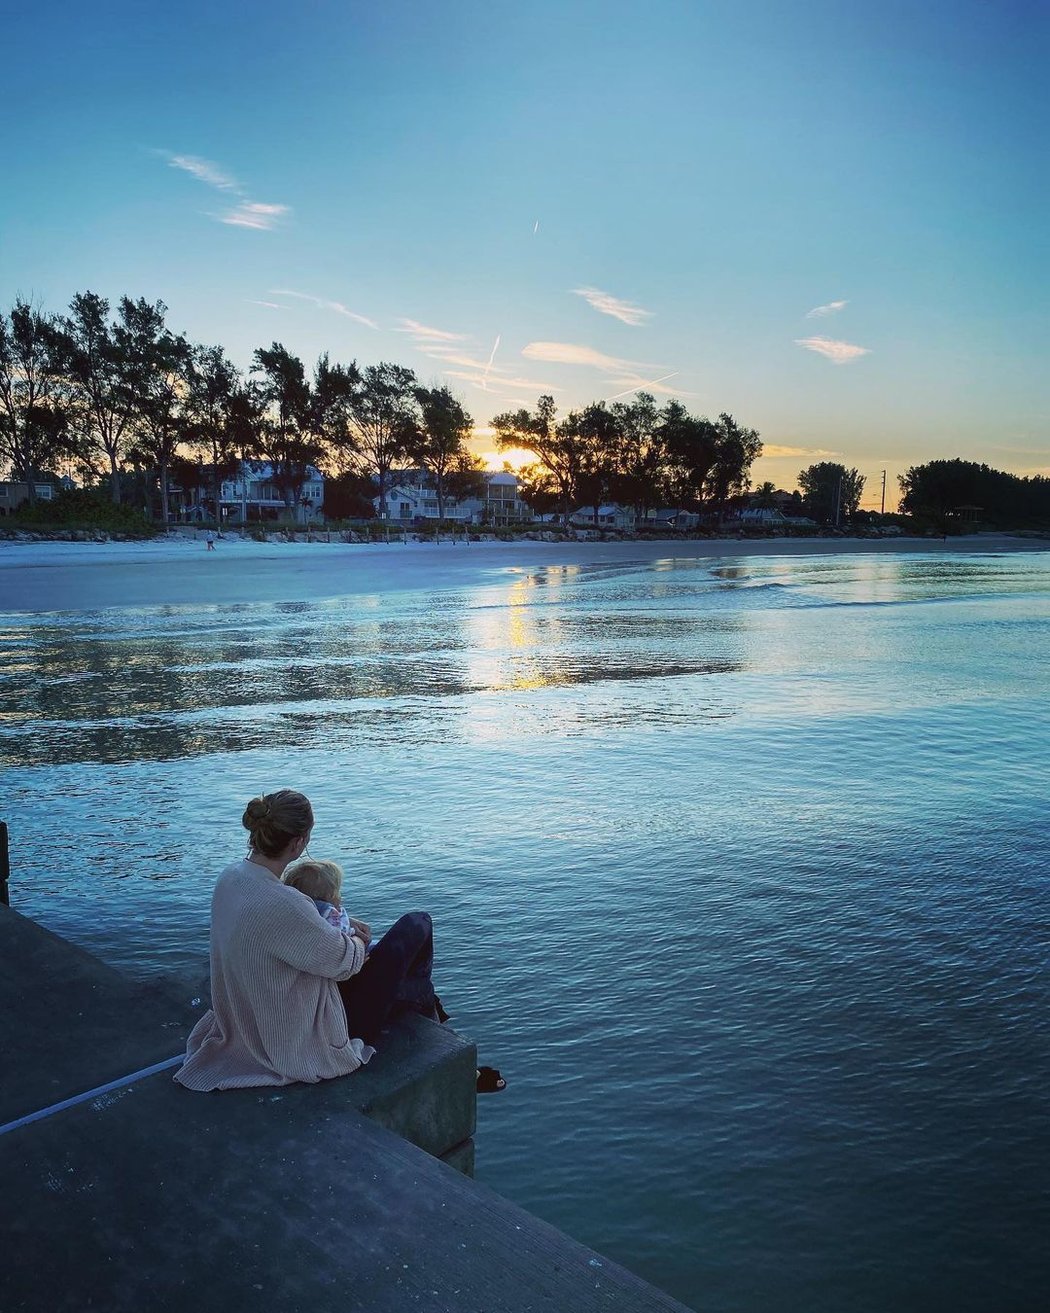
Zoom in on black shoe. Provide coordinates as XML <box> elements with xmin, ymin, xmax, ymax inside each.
<box><xmin>476</xmin><ymin>1066</ymin><xmax>506</xmax><ymax>1094</ymax></box>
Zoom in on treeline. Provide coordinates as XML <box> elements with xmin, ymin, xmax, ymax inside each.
<box><xmin>899</xmin><ymin>459</ymin><xmax>1050</xmax><ymax>530</ymax></box>
<box><xmin>0</xmin><ymin>293</ymin><xmax>482</xmax><ymax>522</ymax></box>
<box><xmin>0</xmin><ymin>292</ymin><xmax>762</xmax><ymax>524</ymax></box>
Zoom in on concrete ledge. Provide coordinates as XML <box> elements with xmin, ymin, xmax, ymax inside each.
<box><xmin>0</xmin><ymin>905</ymin><xmax>692</xmax><ymax>1311</ymax></box>
<box><xmin>349</xmin><ymin>1012</ymin><xmax>477</xmax><ymax>1161</ymax></box>
<box><xmin>2</xmin><ymin>1066</ymin><xmax>689</xmax><ymax>1311</ymax></box>
<box><xmin>0</xmin><ymin>906</ymin><xmax>195</xmax><ymax>1126</ymax></box>
<box><xmin>0</xmin><ymin>905</ymin><xmax>477</xmax><ymax>1168</ymax></box>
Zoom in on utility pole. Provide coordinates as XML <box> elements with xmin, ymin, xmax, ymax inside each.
<box><xmin>881</xmin><ymin>469</ymin><xmax>886</xmax><ymax>516</ymax></box>
<box><xmin>834</xmin><ymin>475</ymin><xmax>842</xmax><ymax>528</ymax></box>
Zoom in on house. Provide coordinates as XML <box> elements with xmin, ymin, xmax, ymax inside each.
<box><xmin>384</xmin><ymin>480</ymin><xmax>456</xmax><ymax>523</ymax></box>
<box><xmin>379</xmin><ymin>470</ymin><xmax>531</xmax><ymax>526</ymax></box>
<box><xmin>0</xmin><ymin>481</ymin><xmax>55</xmax><ymax>515</ymax></box>
<box><xmin>738</xmin><ymin>507</ymin><xmax>787</xmax><ymax>527</ymax></box>
<box><xmin>218</xmin><ymin>461</ymin><xmax>325</xmax><ymax>524</ymax></box>
<box><xmin>478</xmin><ymin>471</ymin><xmax>530</xmax><ymax>525</ymax></box>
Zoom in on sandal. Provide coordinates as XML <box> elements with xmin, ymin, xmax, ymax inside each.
<box><xmin>476</xmin><ymin>1066</ymin><xmax>506</xmax><ymax>1094</ymax></box>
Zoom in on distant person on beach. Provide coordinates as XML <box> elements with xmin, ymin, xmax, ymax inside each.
<box><xmin>205</xmin><ymin>529</ymin><xmax>215</xmax><ymax>551</ymax></box>
<box><xmin>174</xmin><ymin>789</ymin><xmax>449</xmax><ymax>1090</ymax></box>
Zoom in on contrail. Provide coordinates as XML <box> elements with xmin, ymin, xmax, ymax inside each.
<box><xmin>533</xmin><ymin>220</ymin><xmax>539</xmax><ymax>234</ymax></box>
<box><xmin>482</xmin><ymin>333</ymin><xmax>501</xmax><ymax>389</ymax></box>
<box><xmin>604</xmin><ymin>371</ymin><xmax>679</xmax><ymax>401</ymax></box>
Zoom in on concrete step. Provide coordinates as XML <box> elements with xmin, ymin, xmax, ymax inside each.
<box><xmin>1</xmin><ymin>1063</ymin><xmax>691</xmax><ymax>1312</ymax></box>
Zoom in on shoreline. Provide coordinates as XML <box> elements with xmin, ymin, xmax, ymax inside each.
<box><xmin>1</xmin><ymin>532</ymin><xmax>1046</xmax><ymax>614</ymax></box>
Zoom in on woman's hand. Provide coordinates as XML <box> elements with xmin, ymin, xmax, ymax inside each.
<box><xmin>348</xmin><ymin>918</ymin><xmax>371</xmax><ymax>945</ymax></box>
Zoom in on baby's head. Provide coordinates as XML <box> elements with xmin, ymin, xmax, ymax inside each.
<box><xmin>283</xmin><ymin>858</ymin><xmax>344</xmax><ymax>908</ymax></box>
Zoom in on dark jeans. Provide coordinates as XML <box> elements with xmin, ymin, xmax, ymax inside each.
<box><xmin>338</xmin><ymin>911</ymin><xmax>436</xmax><ymax>1048</ymax></box>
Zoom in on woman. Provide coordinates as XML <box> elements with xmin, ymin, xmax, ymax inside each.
<box><xmin>176</xmin><ymin>789</ymin><xmax>440</xmax><ymax>1091</ymax></box>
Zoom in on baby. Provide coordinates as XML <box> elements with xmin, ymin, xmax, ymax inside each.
<box><xmin>283</xmin><ymin>858</ymin><xmax>370</xmax><ymax>947</ymax></box>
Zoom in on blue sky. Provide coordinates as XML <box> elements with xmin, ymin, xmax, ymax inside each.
<box><xmin>3</xmin><ymin>0</ymin><xmax>1046</xmax><ymax>501</ymax></box>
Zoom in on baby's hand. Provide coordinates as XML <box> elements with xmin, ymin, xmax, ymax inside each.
<box><xmin>348</xmin><ymin>918</ymin><xmax>371</xmax><ymax>945</ymax></box>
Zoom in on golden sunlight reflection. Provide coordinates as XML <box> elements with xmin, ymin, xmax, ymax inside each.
<box><xmin>459</xmin><ymin>569</ymin><xmax>580</xmax><ymax>710</ymax></box>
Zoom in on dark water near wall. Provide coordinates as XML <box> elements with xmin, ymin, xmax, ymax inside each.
<box><xmin>3</xmin><ymin>549</ymin><xmax>1049</xmax><ymax>1312</ymax></box>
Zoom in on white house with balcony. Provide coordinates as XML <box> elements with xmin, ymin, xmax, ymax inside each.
<box><xmin>219</xmin><ymin>461</ymin><xmax>324</xmax><ymax>524</ymax></box>
<box><xmin>379</xmin><ymin>469</ymin><xmax>531</xmax><ymax>525</ymax></box>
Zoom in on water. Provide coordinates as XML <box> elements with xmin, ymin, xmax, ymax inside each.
<box><xmin>3</xmin><ymin>547</ymin><xmax>1048</xmax><ymax>1311</ymax></box>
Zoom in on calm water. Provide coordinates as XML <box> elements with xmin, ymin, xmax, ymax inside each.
<box><xmin>3</xmin><ymin>548</ymin><xmax>1049</xmax><ymax>1311</ymax></box>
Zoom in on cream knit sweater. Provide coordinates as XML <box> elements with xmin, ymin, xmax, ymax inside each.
<box><xmin>175</xmin><ymin>858</ymin><xmax>372</xmax><ymax>1091</ymax></box>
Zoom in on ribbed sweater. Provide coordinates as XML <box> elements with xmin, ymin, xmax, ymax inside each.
<box><xmin>175</xmin><ymin>858</ymin><xmax>372</xmax><ymax>1091</ymax></box>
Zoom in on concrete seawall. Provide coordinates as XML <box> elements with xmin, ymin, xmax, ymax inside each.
<box><xmin>0</xmin><ymin>905</ymin><xmax>693</xmax><ymax>1311</ymax></box>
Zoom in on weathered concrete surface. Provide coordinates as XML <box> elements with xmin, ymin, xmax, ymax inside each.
<box><xmin>1</xmin><ymin>1066</ymin><xmax>691</xmax><ymax>1312</ymax></box>
<box><xmin>0</xmin><ymin>905</ymin><xmax>693</xmax><ymax>1311</ymax></box>
<box><xmin>0</xmin><ymin>905</ymin><xmax>194</xmax><ymax>1126</ymax></box>
<box><xmin>351</xmin><ymin>1012</ymin><xmax>477</xmax><ymax>1160</ymax></box>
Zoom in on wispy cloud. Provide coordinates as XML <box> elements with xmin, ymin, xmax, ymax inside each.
<box><xmin>762</xmin><ymin>444</ymin><xmax>841</xmax><ymax>458</ymax></box>
<box><xmin>573</xmin><ymin>286</ymin><xmax>653</xmax><ymax>327</ymax></box>
<box><xmin>523</xmin><ymin>341</ymin><xmax>635</xmax><ymax>371</ymax></box>
<box><xmin>521</xmin><ymin>341</ymin><xmax>691</xmax><ymax>399</ymax></box>
<box><xmin>805</xmin><ymin>299</ymin><xmax>849</xmax><ymax>318</ymax></box>
<box><xmin>269</xmin><ymin>289</ymin><xmax>377</xmax><ymax>328</ymax></box>
<box><xmin>167</xmin><ymin>153</ymin><xmax>240</xmax><ymax>192</ymax></box>
<box><xmin>420</xmin><ymin>349</ymin><xmax>499</xmax><ymax>370</ymax></box>
<box><xmin>246</xmin><ymin>299</ymin><xmax>283</xmax><ymax>310</ymax></box>
<box><xmin>160</xmin><ymin>150</ymin><xmax>290</xmax><ymax>231</ymax></box>
<box><xmin>795</xmin><ymin>336</ymin><xmax>871</xmax><ymax>364</ymax></box>
<box><xmin>397</xmin><ymin>319</ymin><xmax>467</xmax><ymax>343</ymax></box>
<box><xmin>224</xmin><ymin>202</ymin><xmax>289</xmax><ymax>231</ymax></box>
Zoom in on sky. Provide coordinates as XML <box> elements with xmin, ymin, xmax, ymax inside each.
<box><xmin>3</xmin><ymin>0</ymin><xmax>1047</xmax><ymax>507</ymax></box>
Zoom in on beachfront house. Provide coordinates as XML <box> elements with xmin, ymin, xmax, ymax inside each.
<box><xmin>378</xmin><ymin>470</ymin><xmax>531</xmax><ymax>526</ymax></box>
<box><xmin>567</xmin><ymin>504</ymin><xmax>636</xmax><ymax>530</ymax></box>
<box><xmin>738</xmin><ymin>507</ymin><xmax>788</xmax><ymax>528</ymax></box>
<box><xmin>0</xmin><ymin>481</ymin><xmax>56</xmax><ymax>515</ymax></box>
<box><xmin>218</xmin><ymin>461</ymin><xmax>325</xmax><ymax>525</ymax></box>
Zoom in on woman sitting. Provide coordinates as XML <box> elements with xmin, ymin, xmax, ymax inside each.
<box><xmin>176</xmin><ymin>789</ymin><xmax>440</xmax><ymax>1091</ymax></box>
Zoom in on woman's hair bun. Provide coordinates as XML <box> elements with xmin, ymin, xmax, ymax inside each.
<box><xmin>242</xmin><ymin>796</ymin><xmax>271</xmax><ymax>829</ymax></box>
<box><xmin>241</xmin><ymin>789</ymin><xmax>314</xmax><ymax>858</ymax></box>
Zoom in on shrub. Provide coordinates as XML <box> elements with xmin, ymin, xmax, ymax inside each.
<box><xmin>12</xmin><ymin>489</ymin><xmax>156</xmax><ymax>538</ymax></box>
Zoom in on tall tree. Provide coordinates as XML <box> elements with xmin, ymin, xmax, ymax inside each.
<box><xmin>187</xmin><ymin>345</ymin><xmax>242</xmax><ymax>519</ymax></box>
<box><xmin>561</xmin><ymin>401</ymin><xmax>618</xmax><ymax>524</ymax></box>
<box><xmin>342</xmin><ymin>363</ymin><xmax>418</xmax><ymax>519</ymax></box>
<box><xmin>491</xmin><ymin>395</ymin><xmax>583</xmax><ymax>524</ymax></box>
<box><xmin>709</xmin><ymin>413</ymin><xmax>762</xmax><ymax>523</ymax></box>
<box><xmin>660</xmin><ymin>401</ymin><xmax>719</xmax><ymax>513</ymax></box>
<box><xmin>799</xmin><ymin>461</ymin><xmax>864</xmax><ymax>525</ymax></box>
<box><xmin>309</xmin><ymin>353</ymin><xmax>359</xmax><ymax>451</ymax></box>
<box><xmin>609</xmin><ymin>392</ymin><xmax>667</xmax><ymax>521</ymax></box>
<box><xmin>0</xmin><ymin>300</ymin><xmax>74</xmax><ymax>499</ymax></box>
<box><xmin>132</xmin><ymin>331</ymin><xmax>194</xmax><ymax>523</ymax></box>
<box><xmin>410</xmin><ymin>385</ymin><xmax>474</xmax><ymax>522</ymax></box>
<box><xmin>64</xmin><ymin>293</ymin><xmax>173</xmax><ymax>503</ymax></box>
<box><xmin>252</xmin><ymin>343</ymin><xmax>322</xmax><ymax>512</ymax></box>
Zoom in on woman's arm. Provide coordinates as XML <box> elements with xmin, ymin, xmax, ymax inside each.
<box><xmin>270</xmin><ymin>899</ymin><xmax>366</xmax><ymax>980</ymax></box>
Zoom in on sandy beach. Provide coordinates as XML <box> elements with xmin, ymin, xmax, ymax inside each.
<box><xmin>1</xmin><ymin>531</ymin><xmax>1046</xmax><ymax>613</ymax></box>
